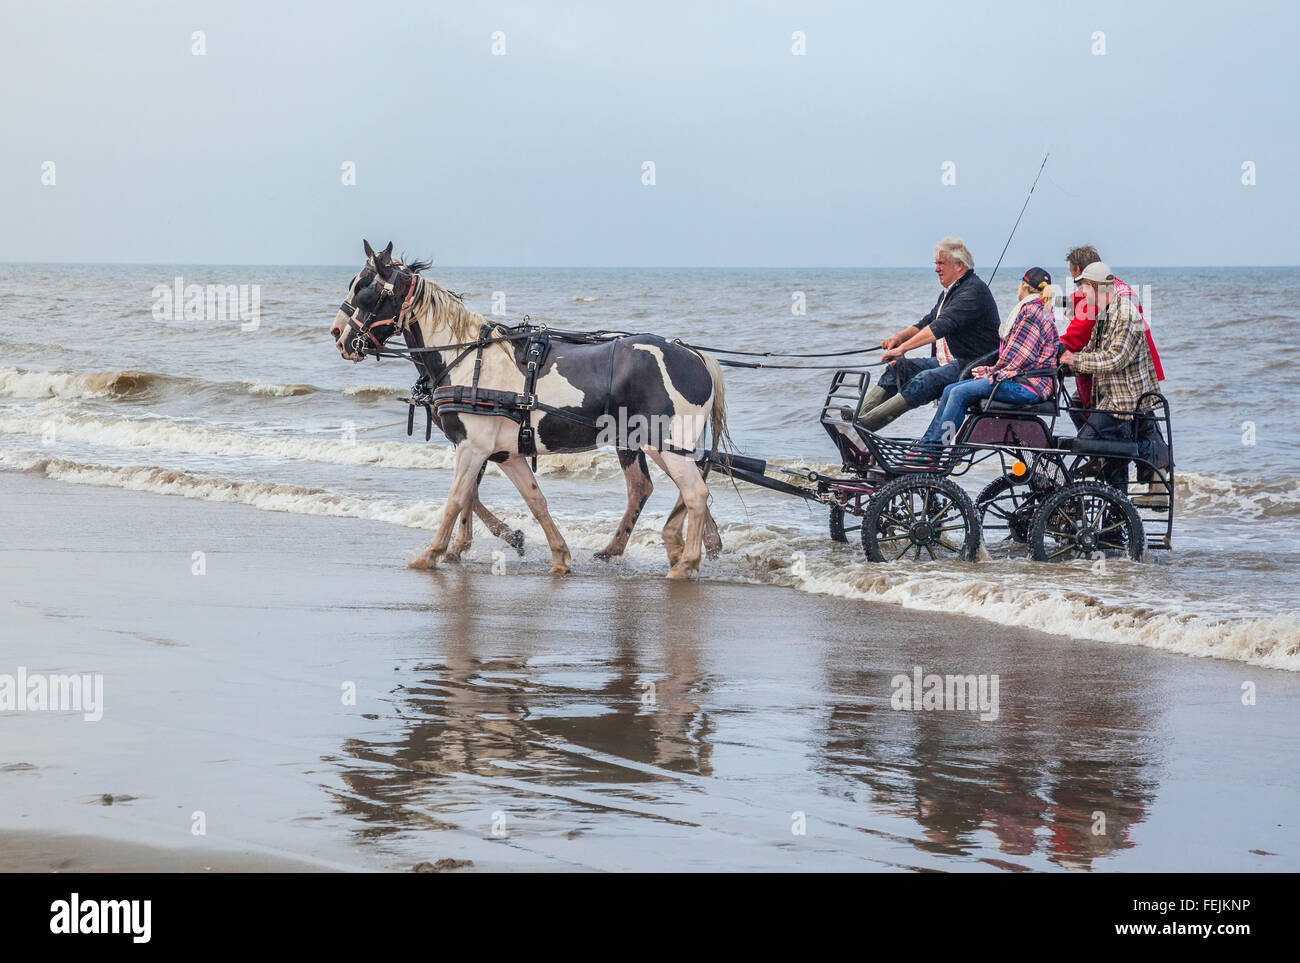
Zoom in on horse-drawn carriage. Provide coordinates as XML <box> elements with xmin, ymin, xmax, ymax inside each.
<box><xmin>707</xmin><ymin>362</ymin><xmax>1174</xmax><ymax>564</ymax></box>
<box><xmin>332</xmin><ymin>243</ymin><xmax>1173</xmax><ymax>575</ymax></box>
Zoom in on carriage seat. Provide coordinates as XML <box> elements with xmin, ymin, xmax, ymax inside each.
<box><xmin>979</xmin><ymin>396</ymin><xmax>1058</xmax><ymax>415</ymax></box>
<box><xmin>1066</xmin><ymin>437</ymin><xmax>1141</xmax><ymax>457</ymax></box>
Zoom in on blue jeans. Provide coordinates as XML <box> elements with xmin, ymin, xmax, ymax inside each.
<box><xmin>919</xmin><ymin>378</ymin><xmax>1042</xmax><ymax>445</ymax></box>
<box><xmin>878</xmin><ymin>357</ymin><xmax>968</xmax><ymax>408</ymax></box>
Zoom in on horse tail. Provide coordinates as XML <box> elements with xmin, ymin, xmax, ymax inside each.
<box><xmin>697</xmin><ymin>350</ymin><xmax>733</xmax><ymax>463</ymax></box>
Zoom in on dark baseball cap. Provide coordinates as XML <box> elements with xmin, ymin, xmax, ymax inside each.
<box><xmin>1022</xmin><ymin>267</ymin><xmax>1051</xmax><ymax>288</ymax></box>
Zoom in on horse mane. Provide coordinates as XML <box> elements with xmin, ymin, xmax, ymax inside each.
<box><xmin>397</xmin><ymin>261</ymin><xmax>514</xmax><ymax>362</ymax></box>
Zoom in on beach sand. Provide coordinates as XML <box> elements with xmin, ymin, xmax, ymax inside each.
<box><xmin>1</xmin><ymin>470</ymin><xmax>1296</xmax><ymax>872</ymax></box>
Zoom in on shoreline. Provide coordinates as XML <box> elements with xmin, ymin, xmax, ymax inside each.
<box><xmin>3</xmin><ymin>468</ymin><xmax>1296</xmax><ymax>871</ymax></box>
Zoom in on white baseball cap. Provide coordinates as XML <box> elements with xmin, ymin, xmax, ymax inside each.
<box><xmin>1075</xmin><ymin>262</ymin><xmax>1114</xmax><ymax>285</ymax></box>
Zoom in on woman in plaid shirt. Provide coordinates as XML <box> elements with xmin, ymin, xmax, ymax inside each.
<box><xmin>917</xmin><ymin>268</ymin><xmax>1061</xmax><ymax>446</ymax></box>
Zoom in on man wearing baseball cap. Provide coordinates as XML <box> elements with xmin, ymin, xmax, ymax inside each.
<box><xmin>1059</xmin><ymin>262</ymin><xmax>1160</xmax><ymax>494</ymax></box>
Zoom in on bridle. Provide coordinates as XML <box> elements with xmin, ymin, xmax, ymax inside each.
<box><xmin>337</xmin><ymin>263</ymin><xmax>420</xmax><ymax>359</ymax></box>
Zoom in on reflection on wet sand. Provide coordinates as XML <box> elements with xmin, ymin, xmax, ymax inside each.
<box><xmin>817</xmin><ymin>643</ymin><xmax>1163</xmax><ymax>870</ymax></box>
<box><xmin>334</xmin><ymin>575</ymin><xmax>717</xmax><ymax>849</ymax></box>
<box><xmin>330</xmin><ymin>572</ymin><xmax>1170</xmax><ymax>870</ymax></box>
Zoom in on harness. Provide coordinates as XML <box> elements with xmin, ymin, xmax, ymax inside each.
<box><xmin>398</xmin><ymin>318</ymin><xmax>603</xmax><ymax>470</ymax></box>
<box><xmin>346</xmin><ymin>268</ymin><xmax>735</xmax><ymax>465</ymax></box>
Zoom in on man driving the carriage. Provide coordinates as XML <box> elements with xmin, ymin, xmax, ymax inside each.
<box><xmin>847</xmin><ymin>237</ymin><xmax>1001</xmax><ymax>431</ymax></box>
<box><xmin>1058</xmin><ymin>262</ymin><xmax>1160</xmax><ymax>495</ymax></box>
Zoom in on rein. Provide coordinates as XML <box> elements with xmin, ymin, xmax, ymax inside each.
<box><xmin>371</xmin><ymin>324</ymin><xmax>886</xmax><ymax>371</ymax></box>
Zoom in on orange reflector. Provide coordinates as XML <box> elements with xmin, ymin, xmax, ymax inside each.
<box><xmin>1012</xmin><ymin>461</ymin><xmax>1028</xmax><ymax>476</ymax></box>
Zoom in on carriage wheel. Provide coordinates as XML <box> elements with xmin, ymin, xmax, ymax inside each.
<box><xmin>974</xmin><ymin>475</ymin><xmax>1035</xmax><ymax>543</ymax></box>
<box><xmin>829</xmin><ymin>505</ymin><xmax>861</xmax><ymax>544</ymax></box>
<box><xmin>1027</xmin><ymin>481</ymin><xmax>1145</xmax><ymax>563</ymax></box>
<box><xmin>861</xmin><ymin>474</ymin><xmax>981</xmax><ymax>563</ymax></box>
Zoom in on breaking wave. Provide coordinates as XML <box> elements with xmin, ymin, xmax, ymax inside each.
<box><xmin>775</xmin><ymin>549</ymin><xmax>1300</xmax><ymax>671</ymax></box>
<box><xmin>0</xmin><ymin>366</ymin><xmax>319</xmax><ymax>402</ymax></box>
<box><xmin>1176</xmin><ymin>471</ymin><xmax>1300</xmax><ymax>518</ymax></box>
<box><xmin>0</xmin><ymin>366</ymin><xmax>163</xmax><ymax>400</ymax></box>
<box><xmin>341</xmin><ymin>384</ymin><xmax>409</xmax><ymax>400</ymax></box>
<box><xmin>8</xmin><ymin>454</ymin><xmax>452</xmax><ymax>529</ymax></box>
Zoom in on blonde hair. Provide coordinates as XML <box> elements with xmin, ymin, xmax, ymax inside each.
<box><xmin>934</xmin><ymin>236</ymin><xmax>974</xmax><ymax>270</ymax></box>
<box><xmin>1020</xmin><ymin>279</ymin><xmax>1053</xmax><ymax>306</ymax></box>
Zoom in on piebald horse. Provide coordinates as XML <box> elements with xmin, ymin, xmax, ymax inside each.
<box><xmin>335</xmin><ymin>259</ymin><xmax>524</xmax><ymax>564</ymax></box>
<box><xmin>330</xmin><ymin>241</ymin><xmax>730</xmax><ymax>578</ymax></box>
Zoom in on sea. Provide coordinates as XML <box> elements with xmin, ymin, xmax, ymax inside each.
<box><xmin>2</xmin><ymin>263</ymin><xmax>1297</xmax><ymax>670</ymax></box>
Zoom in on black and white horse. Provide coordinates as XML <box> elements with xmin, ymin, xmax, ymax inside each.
<box><xmin>334</xmin><ymin>258</ymin><xmax>523</xmax><ymax>564</ymax></box>
<box><xmin>330</xmin><ymin>241</ymin><xmax>730</xmax><ymax>579</ymax></box>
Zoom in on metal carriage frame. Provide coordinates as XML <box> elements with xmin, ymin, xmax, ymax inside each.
<box><xmin>707</xmin><ymin>363</ymin><xmax>1175</xmax><ymax>564</ymax></box>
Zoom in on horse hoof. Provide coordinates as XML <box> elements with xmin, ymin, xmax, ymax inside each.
<box><xmin>665</xmin><ymin>568</ymin><xmax>690</xmax><ymax>580</ymax></box>
<box><xmin>509</xmin><ymin>530</ymin><xmax>526</xmax><ymax>556</ymax></box>
<box><xmin>409</xmin><ymin>554</ymin><xmax>439</xmax><ymax>570</ymax></box>
<box><xmin>549</xmin><ymin>564</ymin><xmax>570</xmax><ymax>575</ymax></box>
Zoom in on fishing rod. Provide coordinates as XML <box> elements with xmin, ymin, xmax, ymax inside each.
<box><xmin>987</xmin><ymin>151</ymin><xmax>1050</xmax><ymax>286</ymax></box>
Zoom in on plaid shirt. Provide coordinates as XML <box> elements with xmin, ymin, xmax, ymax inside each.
<box><xmin>1070</xmin><ymin>295</ymin><xmax>1158</xmax><ymax>419</ymax></box>
<box><xmin>970</xmin><ymin>298</ymin><xmax>1059</xmax><ymax>398</ymax></box>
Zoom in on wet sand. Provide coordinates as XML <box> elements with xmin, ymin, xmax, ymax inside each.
<box><xmin>1</xmin><ymin>470</ymin><xmax>1296</xmax><ymax>871</ymax></box>
<box><xmin>0</xmin><ymin>830</ymin><xmax>323</xmax><ymax>872</ymax></box>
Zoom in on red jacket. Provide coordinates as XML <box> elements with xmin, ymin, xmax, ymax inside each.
<box><xmin>1063</xmin><ymin>276</ymin><xmax>1164</xmax><ymax>407</ymax></box>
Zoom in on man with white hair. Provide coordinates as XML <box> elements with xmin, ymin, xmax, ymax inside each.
<box><xmin>849</xmin><ymin>237</ymin><xmax>1001</xmax><ymax>430</ymax></box>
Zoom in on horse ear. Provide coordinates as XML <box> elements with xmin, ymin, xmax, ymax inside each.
<box><xmin>382</xmin><ymin>242</ymin><xmax>393</xmax><ymax>259</ymax></box>
<box><xmin>363</xmin><ymin>239</ymin><xmax>375</xmax><ymax>259</ymax></box>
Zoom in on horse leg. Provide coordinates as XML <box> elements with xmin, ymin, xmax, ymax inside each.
<box><xmin>448</xmin><ymin>463</ymin><xmax>520</xmax><ymax>561</ymax></box>
<box><xmin>496</xmin><ymin>454</ymin><xmax>572</xmax><ymax>574</ymax></box>
<box><xmin>410</xmin><ymin>445</ymin><xmax>489</xmax><ymax>570</ymax></box>
<box><xmin>662</xmin><ymin>496</ymin><xmax>720</xmax><ymax>563</ymax></box>
<box><xmin>447</xmin><ymin>464</ymin><xmax>487</xmax><ymax>562</ymax></box>
<box><xmin>595</xmin><ymin>449</ymin><xmax>653</xmax><ymax>560</ymax></box>
<box><xmin>662</xmin><ymin>496</ymin><xmax>687</xmax><ymax>568</ymax></box>
<box><xmin>472</xmin><ymin>499</ymin><xmax>526</xmax><ymax>556</ymax></box>
<box><xmin>446</xmin><ymin>507</ymin><xmax>474</xmax><ymax>563</ymax></box>
<box><xmin>647</xmin><ymin>449</ymin><xmax>710</xmax><ymax>579</ymax></box>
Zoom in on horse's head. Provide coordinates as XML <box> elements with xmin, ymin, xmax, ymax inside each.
<box><xmin>330</xmin><ymin>239</ymin><xmax>419</xmax><ymax>361</ymax></box>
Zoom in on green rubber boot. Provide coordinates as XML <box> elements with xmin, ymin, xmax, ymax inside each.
<box><xmin>860</xmin><ymin>394</ymin><xmax>910</xmax><ymax>431</ymax></box>
<box><xmin>854</xmin><ymin>385</ymin><xmax>890</xmax><ymax>421</ymax></box>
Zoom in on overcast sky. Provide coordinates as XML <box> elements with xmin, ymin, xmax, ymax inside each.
<box><xmin>3</xmin><ymin>0</ymin><xmax>1297</xmax><ymax>266</ymax></box>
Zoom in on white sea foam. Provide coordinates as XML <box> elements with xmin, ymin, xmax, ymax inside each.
<box><xmin>777</xmin><ymin>549</ymin><xmax>1300</xmax><ymax>671</ymax></box>
<box><xmin>243</xmin><ymin>381</ymin><xmax>315</xmax><ymax>397</ymax></box>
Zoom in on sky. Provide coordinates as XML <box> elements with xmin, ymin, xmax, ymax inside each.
<box><xmin>2</xmin><ymin>0</ymin><xmax>1297</xmax><ymax>266</ymax></box>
